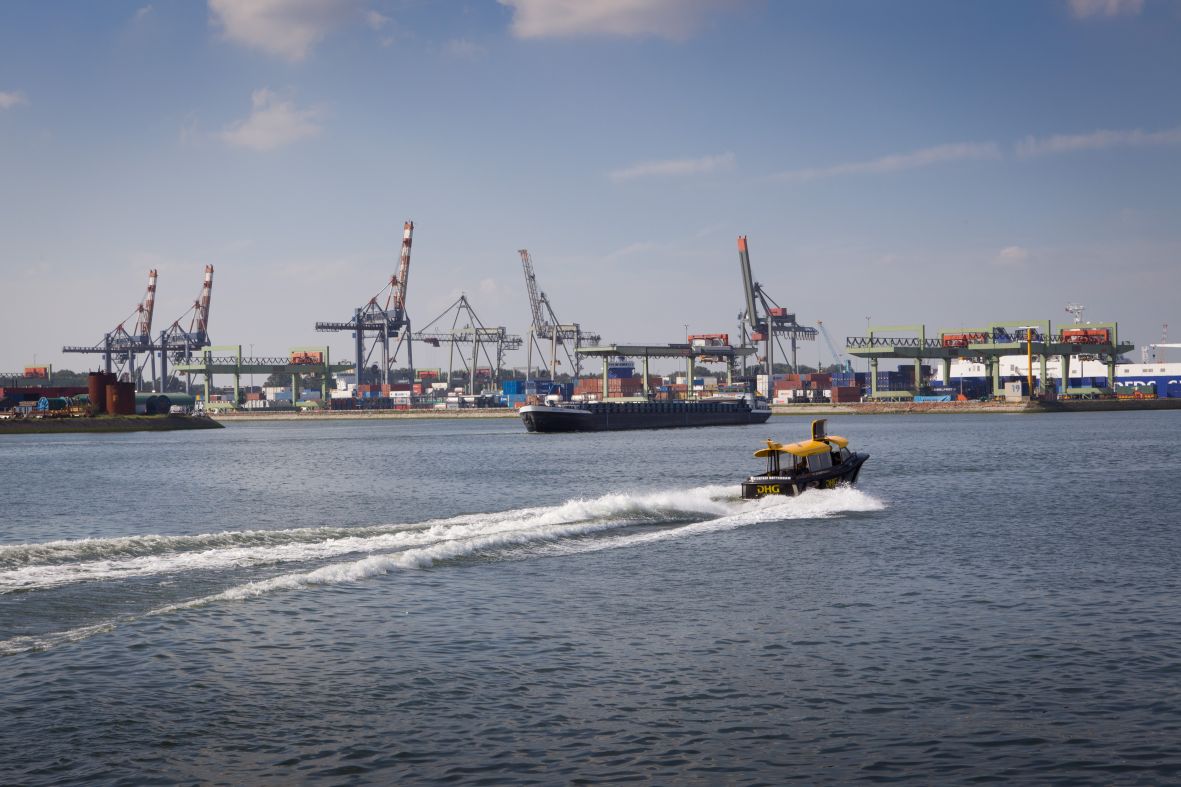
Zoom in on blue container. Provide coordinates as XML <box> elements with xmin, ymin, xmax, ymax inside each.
<box><xmin>503</xmin><ymin>380</ymin><xmax>523</xmax><ymax>395</ymax></box>
<box><xmin>607</xmin><ymin>364</ymin><xmax>635</xmax><ymax>379</ymax></box>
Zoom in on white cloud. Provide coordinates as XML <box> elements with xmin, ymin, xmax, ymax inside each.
<box><xmin>134</xmin><ymin>5</ymin><xmax>154</xmax><ymax>22</ymax></box>
<box><xmin>1016</xmin><ymin>126</ymin><xmax>1181</xmax><ymax>157</ymax></box>
<box><xmin>609</xmin><ymin>152</ymin><xmax>735</xmax><ymax>182</ymax></box>
<box><xmin>1068</xmin><ymin>0</ymin><xmax>1143</xmax><ymax>18</ymax></box>
<box><xmin>500</xmin><ymin>0</ymin><xmax>737</xmax><ymax>40</ymax></box>
<box><xmin>996</xmin><ymin>246</ymin><xmax>1030</xmax><ymax>265</ymax></box>
<box><xmin>209</xmin><ymin>0</ymin><xmax>361</xmax><ymax>61</ymax></box>
<box><xmin>0</xmin><ymin>91</ymin><xmax>27</xmax><ymax>110</ymax></box>
<box><xmin>365</xmin><ymin>10</ymin><xmax>390</xmax><ymax>30</ymax></box>
<box><xmin>220</xmin><ymin>89</ymin><xmax>323</xmax><ymax>152</ymax></box>
<box><xmin>772</xmin><ymin>142</ymin><xmax>1002</xmax><ymax>183</ymax></box>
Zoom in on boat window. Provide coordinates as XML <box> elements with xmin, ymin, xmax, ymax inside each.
<box><xmin>807</xmin><ymin>452</ymin><xmax>833</xmax><ymax>472</ymax></box>
<box><xmin>839</xmin><ymin>448</ymin><xmax>851</xmax><ymax>462</ymax></box>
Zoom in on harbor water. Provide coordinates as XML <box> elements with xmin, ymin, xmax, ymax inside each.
<box><xmin>2</xmin><ymin>413</ymin><xmax>1180</xmax><ymax>784</ymax></box>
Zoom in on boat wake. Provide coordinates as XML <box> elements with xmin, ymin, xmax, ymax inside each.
<box><xmin>0</xmin><ymin>485</ymin><xmax>883</xmax><ymax>655</ymax></box>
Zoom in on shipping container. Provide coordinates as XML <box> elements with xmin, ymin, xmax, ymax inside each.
<box><xmin>290</xmin><ymin>351</ymin><xmax>323</xmax><ymax>365</ymax></box>
<box><xmin>1061</xmin><ymin>328</ymin><xmax>1109</xmax><ymax>344</ymax></box>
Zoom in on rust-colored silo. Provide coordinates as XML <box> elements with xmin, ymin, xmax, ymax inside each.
<box><xmin>88</xmin><ymin>372</ymin><xmax>107</xmax><ymax>414</ymax></box>
<box><xmin>118</xmin><ymin>382</ymin><xmax>136</xmax><ymax>415</ymax></box>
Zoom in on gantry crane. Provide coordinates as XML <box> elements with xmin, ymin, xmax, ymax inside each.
<box><xmin>519</xmin><ymin>249</ymin><xmax>599</xmax><ymax>380</ymax></box>
<box><xmin>63</xmin><ymin>269</ymin><xmax>159</xmax><ymax>386</ymax></box>
<box><xmin>413</xmin><ymin>295</ymin><xmax>522</xmax><ymax>394</ymax></box>
<box><xmin>315</xmin><ymin>221</ymin><xmax>415</xmax><ymax>386</ymax></box>
<box><xmin>736</xmin><ymin>236</ymin><xmax>816</xmax><ymax>380</ymax></box>
<box><xmin>154</xmin><ymin>264</ymin><xmax>214</xmax><ymax>391</ymax></box>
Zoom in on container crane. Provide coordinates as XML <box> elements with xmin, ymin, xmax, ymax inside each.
<box><xmin>519</xmin><ymin>249</ymin><xmax>599</xmax><ymax>380</ymax></box>
<box><xmin>315</xmin><ymin>221</ymin><xmax>415</xmax><ymax>386</ymax></box>
<box><xmin>736</xmin><ymin>236</ymin><xmax>817</xmax><ymax>384</ymax></box>
<box><xmin>63</xmin><ymin>269</ymin><xmax>159</xmax><ymax>386</ymax></box>
<box><xmin>816</xmin><ymin>320</ymin><xmax>853</xmax><ymax>373</ymax></box>
<box><xmin>154</xmin><ymin>264</ymin><xmax>214</xmax><ymax>392</ymax></box>
<box><xmin>413</xmin><ymin>295</ymin><xmax>522</xmax><ymax>394</ymax></box>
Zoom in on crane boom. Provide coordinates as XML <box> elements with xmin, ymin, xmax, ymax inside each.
<box><xmin>816</xmin><ymin>320</ymin><xmax>850</xmax><ymax>372</ymax></box>
<box><xmin>133</xmin><ymin>269</ymin><xmax>158</xmax><ymax>340</ymax></box>
<box><xmin>737</xmin><ymin>236</ymin><xmax>759</xmax><ymax>329</ymax></box>
<box><xmin>519</xmin><ymin>249</ymin><xmax>548</xmax><ymax>334</ymax></box>
<box><xmin>393</xmin><ymin>221</ymin><xmax>413</xmax><ymax>314</ymax></box>
<box><xmin>193</xmin><ymin>264</ymin><xmax>213</xmax><ymax>336</ymax></box>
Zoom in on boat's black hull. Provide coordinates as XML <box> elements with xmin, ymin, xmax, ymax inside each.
<box><xmin>521</xmin><ymin>401</ymin><xmax>772</xmax><ymax>432</ymax></box>
<box><xmin>741</xmin><ymin>453</ymin><xmax>868</xmax><ymax>498</ymax></box>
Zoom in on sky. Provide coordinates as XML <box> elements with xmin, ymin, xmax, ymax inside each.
<box><xmin>2</xmin><ymin>0</ymin><xmax>1180</xmax><ymax>376</ymax></box>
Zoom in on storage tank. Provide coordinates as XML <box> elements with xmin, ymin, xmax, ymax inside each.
<box><xmin>106</xmin><ymin>382</ymin><xmax>136</xmax><ymax>415</ymax></box>
<box><xmin>156</xmin><ymin>393</ymin><xmax>196</xmax><ymax>412</ymax></box>
<box><xmin>136</xmin><ymin>393</ymin><xmax>156</xmax><ymax>414</ymax></box>
<box><xmin>88</xmin><ymin>373</ymin><xmax>107</xmax><ymax>414</ymax></box>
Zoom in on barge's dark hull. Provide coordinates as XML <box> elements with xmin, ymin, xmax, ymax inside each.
<box><xmin>520</xmin><ymin>400</ymin><xmax>771</xmax><ymax>433</ymax></box>
<box><xmin>741</xmin><ymin>452</ymin><xmax>868</xmax><ymax>498</ymax></box>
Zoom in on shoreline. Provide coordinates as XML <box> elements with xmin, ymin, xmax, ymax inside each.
<box><xmin>200</xmin><ymin>398</ymin><xmax>1181</xmax><ymax>422</ymax></box>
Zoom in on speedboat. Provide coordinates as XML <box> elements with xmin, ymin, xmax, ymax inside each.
<box><xmin>741</xmin><ymin>418</ymin><xmax>868</xmax><ymax>499</ymax></box>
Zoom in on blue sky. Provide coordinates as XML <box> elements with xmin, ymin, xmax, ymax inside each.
<box><xmin>2</xmin><ymin>0</ymin><xmax>1179</xmax><ymax>374</ymax></box>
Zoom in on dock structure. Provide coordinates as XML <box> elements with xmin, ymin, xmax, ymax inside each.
<box><xmin>172</xmin><ymin>345</ymin><xmax>351</xmax><ymax>407</ymax></box>
<box><xmin>845</xmin><ymin>321</ymin><xmax>1133</xmax><ymax>398</ymax></box>
<box><xmin>576</xmin><ymin>343</ymin><xmax>755</xmax><ymax>400</ymax></box>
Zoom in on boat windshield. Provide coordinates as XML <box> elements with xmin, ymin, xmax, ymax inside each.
<box><xmin>806</xmin><ymin>452</ymin><xmax>833</xmax><ymax>472</ymax></box>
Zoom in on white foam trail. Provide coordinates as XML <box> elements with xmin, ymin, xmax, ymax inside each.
<box><xmin>0</xmin><ymin>485</ymin><xmax>885</xmax><ymax>655</ymax></box>
<box><xmin>156</xmin><ymin>486</ymin><xmax>884</xmax><ymax>612</ymax></box>
<box><xmin>0</xmin><ymin>486</ymin><xmax>738</xmax><ymax>593</ymax></box>
<box><xmin>0</xmin><ymin>622</ymin><xmax>117</xmax><ymax>657</ymax></box>
<box><xmin>542</xmin><ymin>484</ymin><xmax>884</xmax><ymax>558</ymax></box>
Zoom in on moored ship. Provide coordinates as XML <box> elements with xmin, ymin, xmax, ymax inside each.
<box><xmin>520</xmin><ymin>394</ymin><xmax>771</xmax><ymax>432</ymax></box>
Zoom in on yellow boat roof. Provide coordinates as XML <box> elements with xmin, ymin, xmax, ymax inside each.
<box><xmin>753</xmin><ymin>431</ymin><xmax>850</xmax><ymax>457</ymax></box>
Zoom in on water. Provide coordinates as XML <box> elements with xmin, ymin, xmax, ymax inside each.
<box><xmin>2</xmin><ymin>413</ymin><xmax>1180</xmax><ymax>784</ymax></box>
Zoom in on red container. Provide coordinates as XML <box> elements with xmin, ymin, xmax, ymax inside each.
<box><xmin>831</xmin><ymin>386</ymin><xmax>862</xmax><ymax>403</ymax></box>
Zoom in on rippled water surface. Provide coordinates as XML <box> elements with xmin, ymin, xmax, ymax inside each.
<box><xmin>2</xmin><ymin>412</ymin><xmax>1180</xmax><ymax>784</ymax></box>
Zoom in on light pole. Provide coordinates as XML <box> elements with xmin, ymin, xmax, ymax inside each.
<box><xmin>865</xmin><ymin>316</ymin><xmax>871</xmax><ymax>376</ymax></box>
<box><xmin>248</xmin><ymin>344</ymin><xmax>254</xmax><ymax>392</ymax></box>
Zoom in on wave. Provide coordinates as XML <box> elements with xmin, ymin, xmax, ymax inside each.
<box><xmin>0</xmin><ymin>485</ymin><xmax>742</xmax><ymax>593</ymax></box>
<box><xmin>0</xmin><ymin>485</ymin><xmax>884</xmax><ymax>655</ymax></box>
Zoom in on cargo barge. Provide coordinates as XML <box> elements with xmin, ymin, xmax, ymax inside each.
<box><xmin>0</xmin><ymin>414</ymin><xmax>223</xmax><ymax>435</ymax></box>
<box><xmin>520</xmin><ymin>395</ymin><xmax>771</xmax><ymax>432</ymax></box>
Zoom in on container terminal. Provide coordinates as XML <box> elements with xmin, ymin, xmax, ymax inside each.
<box><xmin>3</xmin><ymin>227</ymin><xmax>1179</xmax><ymax>422</ymax></box>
